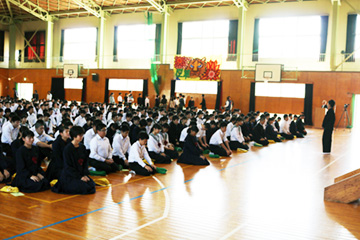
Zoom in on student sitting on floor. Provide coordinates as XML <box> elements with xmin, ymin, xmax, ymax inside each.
<box><xmin>112</xmin><ymin>124</ymin><xmax>131</xmax><ymax>169</ymax></box>
<box><xmin>148</xmin><ymin>124</ymin><xmax>172</xmax><ymax>164</ymax></box>
<box><xmin>265</xmin><ymin>117</ymin><xmax>282</xmax><ymax>142</ymax></box>
<box><xmin>45</xmin><ymin>123</ymin><xmax>73</xmax><ymax>181</ymax></box>
<box><xmin>178</xmin><ymin>126</ymin><xmax>209</xmax><ymax>166</ymax></box>
<box><xmin>32</xmin><ymin>120</ymin><xmax>55</xmax><ymax>164</ymax></box>
<box><xmin>128</xmin><ymin>131</ymin><xmax>157</xmax><ymax>176</ymax></box>
<box><xmin>89</xmin><ymin>123</ymin><xmax>119</xmax><ymax>174</ymax></box>
<box><xmin>0</xmin><ymin>148</ymin><xmax>11</xmax><ymax>183</ymax></box>
<box><xmin>280</xmin><ymin>114</ymin><xmax>294</xmax><ymax>140</ymax></box>
<box><xmin>1</xmin><ymin>115</ymin><xmax>20</xmax><ymax>157</ymax></box>
<box><xmin>160</xmin><ymin>123</ymin><xmax>179</xmax><ymax>159</ymax></box>
<box><xmin>290</xmin><ymin>115</ymin><xmax>304</xmax><ymax>138</ymax></box>
<box><xmin>209</xmin><ymin>122</ymin><xmax>232</xmax><ymax>157</ymax></box>
<box><xmin>253</xmin><ymin>116</ymin><xmax>269</xmax><ymax>146</ymax></box>
<box><xmin>84</xmin><ymin>119</ymin><xmax>102</xmax><ymax>156</ymax></box>
<box><xmin>229</xmin><ymin>118</ymin><xmax>249</xmax><ymax>151</ymax></box>
<box><xmin>11</xmin><ymin>130</ymin><xmax>50</xmax><ymax>193</ymax></box>
<box><xmin>296</xmin><ymin>114</ymin><xmax>307</xmax><ymax>136</ymax></box>
<box><xmin>52</xmin><ymin>126</ymin><xmax>95</xmax><ymax>195</ymax></box>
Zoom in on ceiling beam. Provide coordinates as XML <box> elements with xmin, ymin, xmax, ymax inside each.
<box><xmin>5</xmin><ymin>0</ymin><xmax>13</xmax><ymax>18</ymax></box>
<box><xmin>233</xmin><ymin>0</ymin><xmax>248</xmax><ymax>9</ymax></box>
<box><xmin>7</xmin><ymin>0</ymin><xmax>51</xmax><ymax>21</ymax></box>
<box><xmin>147</xmin><ymin>0</ymin><xmax>165</xmax><ymax>13</ymax></box>
<box><xmin>0</xmin><ymin>15</ymin><xmax>12</xmax><ymax>25</ymax></box>
<box><xmin>72</xmin><ymin>0</ymin><xmax>104</xmax><ymax>18</ymax></box>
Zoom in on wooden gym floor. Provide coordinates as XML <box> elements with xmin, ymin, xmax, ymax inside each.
<box><xmin>1</xmin><ymin>128</ymin><xmax>360</xmax><ymax>240</ymax></box>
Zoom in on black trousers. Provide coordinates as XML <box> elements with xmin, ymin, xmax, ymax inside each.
<box><xmin>281</xmin><ymin>133</ymin><xmax>294</xmax><ymax>140</ymax></box>
<box><xmin>148</xmin><ymin>151</ymin><xmax>172</xmax><ymax>164</ymax></box>
<box><xmin>255</xmin><ymin>139</ymin><xmax>269</xmax><ymax>146</ymax></box>
<box><xmin>129</xmin><ymin>162</ymin><xmax>157</xmax><ymax>176</ymax></box>
<box><xmin>322</xmin><ymin>128</ymin><xmax>333</xmax><ymax>153</ymax></box>
<box><xmin>113</xmin><ymin>153</ymin><xmax>129</xmax><ymax>169</ymax></box>
<box><xmin>89</xmin><ymin>158</ymin><xmax>118</xmax><ymax>174</ymax></box>
<box><xmin>209</xmin><ymin>144</ymin><xmax>229</xmax><ymax>156</ymax></box>
<box><xmin>267</xmin><ymin>136</ymin><xmax>282</xmax><ymax>142</ymax></box>
<box><xmin>229</xmin><ymin>141</ymin><xmax>249</xmax><ymax>150</ymax></box>
<box><xmin>165</xmin><ymin>149</ymin><xmax>179</xmax><ymax>159</ymax></box>
<box><xmin>2</xmin><ymin>143</ymin><xmax>12</xmax><ymax>157</ymax></box>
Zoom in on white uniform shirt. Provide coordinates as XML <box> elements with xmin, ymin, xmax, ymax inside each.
<box><xmin>128</xmin><ymin>141</ymin><xmax>153</xmax><ymax>167</ymax></box>
<box><xmin>196</xmin><ymin>124</ymin><xmax>206</xmax><ymax>138</ymax></box>
<box><xmin>32</xmin><ymin>130</ymin><xmax>55</xmax><ymax>146</ymax></box>
<box><xmin>179</xmin><ymin>127</ymin><xmax>189</xmax><ymax>142</ymax></box>
<box><xmin>144</xmin><ymin>97</ymin><xmax>150</xmax><ymax>107</ymax></box>
<box><xmin>209</xmin><ymin>129</ymin><xmax>228</xmax><ymax>145</ymax></box>
<box><xmin>1</xmin><ymin>123</ymin><xmax>19</xmax><ymax>144</ymax></box>
<box><xmin>117</xmin><ymin>95</ymin><xmax>123</xmax><ymax>103</ymax></box>
<box><xmin>89</xmin><ymin>134</ymin><xmax>112</xmax><ymax>162</ymax></box>
<box><xmin>226</xmin><ymin>122</ymin><xmax>234</xmax><ymax>138</ymax></box>
<box><xmin>27</xmin><ymin>112</ymin><xmax>37</xmax><ymax>127</ymax></box>
<box><xmin>147</xmin><ymin>133</ymin><xmax>164</xmax><ymax>154</ymax></box>
<box><xmin>84</xmin><ymin>128</ymin><xmax>96</xmax><ymax>150</ymax></box>
<box><xmin>112</xmin><ymin>132</ymin><xmax>131</xmax><ymax>159</ymax></box>
<box><xmin>280</xmin><ymin>120</ymin><xmax>291</xmax><ymax>134</ymax></box>
<box><xmin>74</xmin><ymin>115</ymin><xmax>86</xmax><ymax>127</ymax></box>
<box><xmin>0</xmin><ymin>117</ymin><xmax>7</xmax><ymax>134</ymax></box>
<box><xmin>230</xmin><ymin>126</ymin><xmax>245</xmax><ymax>143</ymax></box>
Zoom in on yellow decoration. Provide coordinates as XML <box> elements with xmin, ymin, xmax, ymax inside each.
<box><xmin>94</xmin><ymin>178</ymin><xmax>110</xmax><ymax>186</ymax></box>
<box><xmin>0</xmin><ymin>186</ymin><xmax>19</xmax><ymax>193</ymax></box>
<box><xmin>50</xmin><ymin>179</ymin><xmax>58</xmax><ymax>187</ymax></box>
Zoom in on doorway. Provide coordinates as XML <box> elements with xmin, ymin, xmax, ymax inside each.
<box><xmin>16</xmin><ymin>83</ymin><xmax>33</xmax><ymax>101</ymax></box>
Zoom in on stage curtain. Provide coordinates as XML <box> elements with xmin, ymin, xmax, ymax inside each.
<box><xmin>249</xmin><ymin>82</ymin><xmax>256</xmax><ymax>112</ymax></box>
<box><xmin>51</xmin><ymin>78</ymin><xmax>65</xmax><ymax>100</ymax></box>
<box><xmin>104</xmin><ymin>78</ymin><xmax>109</xmax><ymax>103</ymax></box>
<box><xmin>215</xmin><ymin>81</ymin><xmax>222</xmax><ymax>110</ymax></box>
<box><xmin>304</xmin><ymin>84</ymin><xmax>313</xmax><ymax>125</ymax></box>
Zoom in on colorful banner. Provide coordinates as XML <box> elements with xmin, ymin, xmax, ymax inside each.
<box><xmin>174</xmin><ymin>56</ymin><xmax>221</xmax><ymax>81</ymax></box>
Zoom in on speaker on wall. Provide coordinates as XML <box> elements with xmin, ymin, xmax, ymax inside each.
<box><xmin>92</xmin><ymin>73</ymin><xmax>99</xmax><ymax>82</ymax></box>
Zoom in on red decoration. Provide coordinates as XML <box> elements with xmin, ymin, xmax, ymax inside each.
<box><xmin>78</xmin><ymin>158</ymin><xmax>84</xmax><ymax>166</ymax></box>
<box><xmin>174</xmin><ymin>56</ymin><xmax>190</xmax><ymax>69</ymax></box>
<box><xmin>201</xmin><ymin>60</ymin><xmax>221</xmax><ymax>80</ymax></box>
<box><xmin>31</xmin><ymin>157</ymin><xmax>37</xmax><ymax>164</ymax></box>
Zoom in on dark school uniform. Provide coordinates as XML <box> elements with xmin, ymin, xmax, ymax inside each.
<box><xmin>178</xmin><ymin>135</ymin><xmax>209</xmax><ymax>165</ymax></box>
<box><xmin>290</xmin><ymin>121</ymin><xmax>304</xmax><ymax>138</ymax></box>
<box><xmin>11</xmin><ymin>146</ymin><xmax>50</xmax><ymax>193</ymax></box>
<box><xmin>265</xmin><ymin>124</ymin><xmax>282</xmax><ymax>142</ymax></box>
<box><xmin>322</xmin><ymin>108</ymin><xmax>335</xmax><ymax>153</ymax></box>
<box><xmin>45</xmin><ymin>136</ymin><xmax>71</xmax><ymax>181</ymax></box>
<box><xmin>253</xmin><ymin>123</ymin><xmax>269</xmax><ymax>146</ymax></box>
<box><xmin>52</xmin><ymin>143</ymin><xmax>95</xmax><ymax>194</ymax></box>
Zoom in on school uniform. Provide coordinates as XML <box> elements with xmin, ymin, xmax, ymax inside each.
<box><xmin>148</xmin><ymin>133</ymin><xmax>171</xmax><ymax>163</ymax></box>
<box><xmin>0</xmin><ymin>150</ymin><xmax>13</xmax><ymax>182</ymax></box>
<box><xmin>274</xmin><ymin>121</ymin><xmax>280</xmax><ymax>132</ymax></box>
<box><xmin>279</xmin><ymin>120</ymin><xmax>294</xmax><ymax>140</ymax></box>
<box><xmin>74</xmin><ymin>115</ymin><xmax>86</xmax><ymax>127</ymax></box>
<box><xmin>11</xmin><ymin>145</ymin><xmax>50</xmax><ymax>193</ymax></box>
<box><xmin>44</xmin><ymin>119</ymin><xmax>54</xmax><ymax>135</ymax></box>
<box><xmin>226</xmin><ymin>122</ymin><xmax>234</xmax><ymax>140</ymax></box>
<box><xmin>1</xmin><ymin>123</ymin><xmax>19</xmax><ymax>157</ymax></box>
<box><xmin>209</xmin><ymin>129</ymin><xmax>230</xmax><ymax>156</ymax></box>
<box><xmin>52</xmin><ymin>143</ymin><xmax>95</xmax><ymax>194</ymax></box>
<box><xmin>89</xmin><ymin>134</ymin><xmax>118</xmax><ymax>173</ymax></box>
<box><xmin>296</xmin><ymin>118</ymin><xmax>307</xmax><ymax>136</ymax></box>
<box><xmin>128</xmin><ymin>141</ymin><xmax>157</xmax><ymax>176</ymax></box>
<box><xmin>265</xmin><ymin>124</ymin><xmax>282</xmax><ymax>142</ymax></box>
<box><xmin>168</xmin><ymin>122</ymin><xmax>181</xmax><ymax>146</ymax></box>
<box><xmin>290</xmin><ymin>121</ymin><xmax>304</xmax><ymax>138</ymax></box>
<box><xmin>179</xmin><ymin>127</ymin><xmax>189</xmax><ymax>148</ymax></box>
<box><xmin>178</xmin><ymin>135</ymin><xmax>209</xmax><ymax>165</ymax></box>
<box><xmin>229</xmin><ymin>126</ymin><xmax>249</xmax><ymax>150</ymax></box>
<box><xmin>33</xmin><ymin>130</ymin><xmax>55</xmax><ymax>163</ymax></box>
<box><xmin>27</xmin><ymin>112</ymin><xmax>37</xmax><ymax>128</ymax></box>
<box><xmin>112</xmin><ymin>132</ymin><xmax>131</xmax><ymax>168</ymax></box>
<box><xmin>322</xmin><ymin>108</ymin><xmax>335</xmax><ymax>153</ymax></box>
<box><xmin>0</xmin><ymin>116</ymin><xmax>7</xmax><ymax>135</ymax></box>
<box><xmin>253</xmin><ymin>123</ymin><xmax>269</xmax><ymax>146</ymax></box>
<box><xmin>160</xmin><ymin>132</ymin><xmax>179</xmax><ymax>159</ymax></box>
<box><xmin>45</xmin><ymin>136</ymin><xmax>71</xmax><ymax>181</ymax></box>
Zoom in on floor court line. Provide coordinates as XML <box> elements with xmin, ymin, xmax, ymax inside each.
<box><xmin>4</xmin><ymin>159</ymin><xmax>251</xmax><ymax>240</ymax></box>
<box><xmin>109</xmin><ymin>176</ymin><xmax>171</xmax><ymax>240</ymax></box>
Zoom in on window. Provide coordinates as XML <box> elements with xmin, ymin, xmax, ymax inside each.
<box><xmin>180</xmin><ymin>20</ymin><xmax>229</xmax><ymax>57</ymax></box>
<box><xmin>354</xmin><ymin>16</ymin><xmax>360</xmax><ymax>60</ymax></box>
<box><xmin>0</xmin><ymin>31</ymin><xmax>4</xmax><ymax>62</ymax></box>
<box><xmin>175</xmin><ymin>80</ymin><xmax>218</xmax><ymax>94</ymax></box>
<box><xmin>108</xmin><ymin>79</ymin><xmax>144</xmax><ymax>91</ymax></box>
<box><xmin>61</xmin><ymin>28</ymin><xmax>97</xmax><ymax>62</ymax></box>
<box><xmin>64</xmin><ymin>78</ymin><xmax>83</xmax><ymax>89</ymax></box>
<box><xmin>255</xmin><ymin>83</ymin><xmax>305</xmax><ymax>98</ymax></box>
<box><xmin>115</xmin><ymin>24</ymin><xmax>157</xmax><ymax>60</ymax></box>
<box><xmin>258</xmin><ymin>16</ymin><xmax>322</xmax><ymax>59</ymax></box>
<box><xmin>24</xmin><ymin>31</ymin><xmax>45</xmax><ymax>62</ymax></box>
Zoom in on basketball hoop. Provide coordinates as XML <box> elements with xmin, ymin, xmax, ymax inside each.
<box><xmin>264</xmin><ymin>77</ymin><xmax>270</xmax><ymax>84</ymax></box>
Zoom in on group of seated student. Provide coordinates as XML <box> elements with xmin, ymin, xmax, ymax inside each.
<box><xmin>0</xmin><ymin>96</ymin><xmax>308</xmax><ymax>194</ymax></box>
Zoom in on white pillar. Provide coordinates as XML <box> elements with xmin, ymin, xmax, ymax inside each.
<box><xmin>9</xmin><ymin>23</ymin><xmax>16</xmax><ymax>69</ymax></box>
<box><xmin>236</xmin><ymin>4</ymin><xmax>247</xmax><ymax>70</ymax></box>
<box><xmin>98</xmin><ymin>11</ymin><xmax>106</xmax><ymax>68</ymax></box>
<box><xmin>160</xmin><ymin>5</ymin><xmax>169</xmax><ymax>64</ymax></box>
<box><xmin>330</xmin><ymin>0</ymin><xmax>340</xmax><ymax>71</ymax></box>
<box><xmin>46</xmin><ymin>19</ymin><xmax>54</xmax><ymax>69</ymax></box>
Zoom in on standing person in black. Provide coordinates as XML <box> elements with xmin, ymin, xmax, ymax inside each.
<box><xmin>200</xmin><ymin>94</ymin><xmax>206</xmax><ymax>111</ymax></box>
<box><xmin>188</xmin><ymin>97</ymin><xmax>195</xmax><ymax>108</ymax></box>
<box><xmin>322</xmin><ymin>100</ymin><xmax>336</xmax><ymax>154</ymax></box>
<box><xmin>179</xmin><ymin>94</ymin><xmax>185</xmax><ymax>110</ymax></box>
<box><xmin>33</xmin><ymin>90</ymin><xmax>39</xmax><ymax>101</ymax></box>
<box><xmin>155</xmin><ymin>95</ymin><xmax>160</xmax><ymax>108</ymax></box>
<box><xmin>137</xmin><ymin>93</ymin><xmax>143</xmax><ymax>107</ymax></box>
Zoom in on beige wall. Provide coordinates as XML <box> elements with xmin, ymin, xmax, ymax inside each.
<box><xmin>0</xmin><ymin>0</ymin><xmax>360</xmax><ymax>71</ymax></box>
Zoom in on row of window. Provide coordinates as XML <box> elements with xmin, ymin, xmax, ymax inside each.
<box><xmin>0</xmin><ymin>14</ymin><xmax>359</xmax><ymax>63</ymax></box>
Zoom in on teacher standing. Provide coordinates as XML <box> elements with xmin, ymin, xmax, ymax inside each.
<box><xmin>322</xmin><ymin>99</ymin><xmax>335</xmax><ymax>154</ymax></box>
